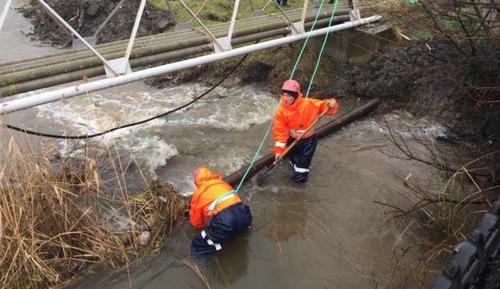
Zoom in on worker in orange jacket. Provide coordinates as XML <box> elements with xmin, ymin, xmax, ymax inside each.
<box><xmin>273</xmin><ymin>79</ymin><xmax>339</xmax><ymax>183</ymax></box>
<box><xmin>189</xmin><ymin>167</ymin><xmax>252</xmax><ymax>255</ymax></box>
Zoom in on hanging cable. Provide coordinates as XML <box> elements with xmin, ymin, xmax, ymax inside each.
<box><xmin>3</xmin><ymin>50</ymin><xmax>252</xmax><ymax>139</ymax></box>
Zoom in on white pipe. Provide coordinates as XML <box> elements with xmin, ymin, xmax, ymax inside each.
<box><xmin>0</xmin><ymin>0</ymin><xmax>13</xmax><ymax>32</ymax></box>
<box><xmin>227</xmin><ymin>0</ymin><xmax>241</xmax><ymax>42</ymax></box>
<box><xmin>300</xmin><ymin>0</ymin><xmax>310</xmax><ymax>33</ymax></box>
<box><xmin>124</xmin><ymin>0</ymin><xmax>147</xmax><ymax>62</ymax></box>
<box><xmin>37</xmin><ymin>0</ymin><xmax>119</xmax><ymax>76</ymax></box>
<box><xmin>0</xmin><ymin>15</ymin><xmax>382</xmax><ymax>115</ymax></box>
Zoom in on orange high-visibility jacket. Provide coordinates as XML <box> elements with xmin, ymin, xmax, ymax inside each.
<box><xmin>189</xmin><ymin>169</ymin><xmax>241</xmax><ymax>229</ymax></box>
<box><xmin>272</xmin><ymin>94</ymin><xmax>339</xmax><ymax>154</ymax></box>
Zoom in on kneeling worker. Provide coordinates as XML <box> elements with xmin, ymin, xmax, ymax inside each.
<box><xmin>189</xmin><ymin>167</ymin><xmax>252</xmax><ymax>255</ymax></box>
<box><xmin>272</xmin><ymin>79</ymin><xmax>339</xmax><ymax>183</ymax></box>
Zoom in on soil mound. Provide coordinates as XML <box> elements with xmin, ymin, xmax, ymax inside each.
<box><xmin>20</xmin><ymin>0</ymin><xmax>175</xmax><ymax>47</ymax></box>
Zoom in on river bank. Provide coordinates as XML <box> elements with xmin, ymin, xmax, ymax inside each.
<box><xmin>0</xmin><ymin>1</ymin><xmax>499</xmax><ymax>288</ymax></box>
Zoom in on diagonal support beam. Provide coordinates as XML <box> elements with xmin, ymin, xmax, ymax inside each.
<box><xmin>0</xmin><ymin>15</ymin><xmax>382</xmax><ymax>115</ymax></box>
<box><xmin>273</xmin><ymin>0</ymin><xmax>300</xmax><ymax>34</ymax></box>
<box><xmin>105</xmin><ymin>0</ymin><xmax>147</xmax><ymax>77</ymax></box>
<box><xmin>348</xmin><ymin>0</ymin><xmax>361</xmax><ymax>20</ymax></box>
<box><xmin>0</xmin><ymin>0</ymin><xmax>13</xmax><ymax>32</ymax></box>
<box><xmin>299</xmin><ymin>0</ymin><xmax>310</xmax><ymax>33</ymax></box>
<box><xmin>37</xmin><ymin>0</ymin><xmax>120</xmax><ymax>76</ymax></box>
<box><xmin>175</xmin><ymin>0</ymin><xmax>209</xmax><ymax>31</ymax></box>
<box><xmin>93</xmin><ymin>0</ymin><xmax>127</xmax><ymax>38</ymax></box>
<box><xmin>178</xmin><ymin>0</ymin><xmax>225</xmax><ymax>52</ymax></box>
<box><xmin>217</xmin><ymin>0</ymin><xmax>241</xmax><ymax>51</ymax></box>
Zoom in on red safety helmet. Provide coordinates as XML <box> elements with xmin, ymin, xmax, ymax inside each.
<box><xmin>282</xmin><ymin>79</ymin><xmax>301</xmax><ymax>95</ymax></box>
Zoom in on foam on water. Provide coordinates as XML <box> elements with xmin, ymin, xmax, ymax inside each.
<box><xmin>36</xmin><ymin>83</ymin><xmax>275</xmax><ymax>175</ymax></box>
<box><xmin>352</xmin><ymin>111</ymin><xmax>451</xmax><ymax>141</ymax></box>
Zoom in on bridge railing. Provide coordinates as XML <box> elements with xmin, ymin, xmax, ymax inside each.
<box><xmin>432</xmin><ymin>201</ymin><xmax>500</xmax><ymax>289</ymax></box>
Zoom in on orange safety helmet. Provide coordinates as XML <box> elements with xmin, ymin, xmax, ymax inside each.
<box><xmin>192</xmin><ymin>167</ymin><xmax>220</xmax><ymax>188</ymax></box>
<box><xmin>282</xmin><ymin>79</ymin><xmax>301</xmax><ymax>96</ymax></box>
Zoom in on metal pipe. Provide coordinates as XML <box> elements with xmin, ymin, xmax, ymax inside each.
<box><xmin>223</xmin><ymin>98</ymin><xmax>381</xmax><ymax>186</ymax></box>
<box><xmin>0</xmin><ymin>9</ymin><xmax>349</xmax><ymax>83</ymax></box>
<box><xmin>227</xmin><ymin>0</ymin><xmax>241</xmax><ymax>43</ymax></box>
<box><xmin>37</xmin><ymin>0</ymin><xmax>120</xmax><ymax>76</ymax></box>
<box><xmin>300</xmin><ymin>0</ymin><xmax>310</xmax><ymax>33</ymax></box>
<box><xmin>0</xmin><ymin>15</ymin><xmax>381</xmax><ymax>114</ymax></box>
<box><xmin>0</xmin><ymin>15</ymin><xmax>349</xmax><ymax>97</ymax></box>
<box><xmin>0</xmin><ymin>15</ymin><xmax>350</xmax><ymax>97</ymax></box>
<box><xmin>273</xmin><ymin>0</ymin><xmax>300</xmax><ymax>34</ymax></box>
<box><xmin>0</xmin><ymin>6</ymin><xmax>347</xmax><ymax>71</ymax></box>
<box><xmin>178</xmin><ymin>0</ymin><xmax>223</xmax><ymax>51</ymax></box>
<box><xmin>262</xmin><ymin>0</ymin><xmax>274</xmax><ymax>11</ymax></box>
<box><xmin>0</xmin><ymin>0</ymin><xmax>12</xmax><ymax>32</ymax></box>
<box><xmin>124</xmin><ymin>0</ymin><xmax>147</xmax><ymax>63</ymax></box>
<box><xmin>93</xmin><ymin>0</ymin><xmax>127</xmax><ymax>38</ymax></box>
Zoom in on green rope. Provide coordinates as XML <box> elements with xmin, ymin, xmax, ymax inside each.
<box><xmin>233</xmin><ymin>2</ymin><xmax>332</xmax><ymax>193</ymax></box>
<box><xmin>305</xmin><ymin>0</ymin><xmax>341</xmax><ymax>97</ymax></box>
<box><xmin>289</xmin><ymin>0</ymin><xmax>327</xmax><ymax>79</ymax></box>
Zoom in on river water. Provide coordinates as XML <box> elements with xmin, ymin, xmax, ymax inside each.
<box><xmin>0</xmin><ymin>6</ymin><xmax>454</xmax><ymax>289</ymax></box>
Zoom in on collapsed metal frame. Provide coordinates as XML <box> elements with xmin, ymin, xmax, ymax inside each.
<box><xmin>0</xmin><ymin>0</ymin><xmax>377</xmax><ymax>115</ymax></box>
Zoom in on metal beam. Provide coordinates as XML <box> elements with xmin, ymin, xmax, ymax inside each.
<box><xmin>93</xmin><ymin>0</ymin><xmax>127</xmax><ymax>38</ymax></box>
<box><xmin>178</xmin><ymin>0</ymin><xmax>224</xmax><ymax>52</ymax></box>
<box><xmin>124</xmin><ymin>0</ymin><xmax>147</xmax><ymax>62</ymax></box>
<box><xmin>273</xmin><ymin>0</ymin><xmax>300</xmax><ymax>34</ymax></box>
<box><xmin>37</xmin><ymin>0</ymin><xmax>120</xmax><ymax>76</ymax></box>
<box><xmin>300</xmin><ymin>0</ymin><xmax>310</xmax><ymax>33</ymax></box>
<box><xmin>0</xmin><ymin>0</ymin><xmax>12</xmax><ymax>32</ymax></box>
<box><xmin>0</xmin><ymin>15</ymin><xmax>382</xmax><ymax>115</ymax></box>
<box><xmin>218</xmin><ymin>0</ymin><xmax>241</xmax><ymax>51</ymax></box>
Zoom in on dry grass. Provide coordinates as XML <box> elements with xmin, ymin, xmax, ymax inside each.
<box><xmin>0</xmin><ymin>137</ymin><xmax>188</xmax><ymax>289</ymax></box>
<box><xmin>376</xmin><ymin>123</ymin><xmax>500</xmax><ymax>287</ymax></box>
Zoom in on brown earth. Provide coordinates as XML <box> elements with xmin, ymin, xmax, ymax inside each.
<box><xmin>19</xmin><ymin>0</ymin><xmax>175</xmax><ymax>47</ymax></box>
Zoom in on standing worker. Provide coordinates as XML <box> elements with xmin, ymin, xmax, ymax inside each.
<box><xmin>189</xmin><ymin>167</ymin><xmax>252</xmax><ymax>255</ymax></box>
<box><xmin>272</xmin><ymin>79</ymin><xmax>339</xmax><ymax>183</ymax></box>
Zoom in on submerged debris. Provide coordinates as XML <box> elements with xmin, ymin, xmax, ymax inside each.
<box><xmin>0</xmin><ymin>139</ymin><xmax>188</xmax><ymax>289</ymax></box>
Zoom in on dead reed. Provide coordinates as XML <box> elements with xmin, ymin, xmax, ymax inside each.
<box><xmin>0</xmin><ymin>137</ymin><xmax>188</xmax><ymax>289</ymax></box>
<box><xmin>377</xmin><ymin>121</ymin><xmax>500</xmax><ymax>287</ymax></box>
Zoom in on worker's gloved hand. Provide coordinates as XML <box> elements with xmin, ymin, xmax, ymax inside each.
<box><xmin>327</xmin><ymin>99</ymin><xmax>337</xmax><ymax>108</ymax></box>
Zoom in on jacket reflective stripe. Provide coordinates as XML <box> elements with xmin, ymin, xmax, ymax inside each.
<box><xmin>289</xmin><ymin>129</ymin><xmax>315</xmax><ymax>138</ymax></box>
<box><xmin>275</xmin><ymin>142</ymin><xmax>286</xmax><ymax>148</ymax></box>
<box><xmin>208</xmin><ymin>191</ymin><xmax>237</xmax><ymax>212</ymax></box>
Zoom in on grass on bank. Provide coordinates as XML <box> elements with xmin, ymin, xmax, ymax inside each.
<box><xmin>149</xmin><ymin>0</ymin><xmax>307</xmax><ymax>25</ymax></box>
<box><xmin>0</xmin><ymin>137</ymin><xmax>188</xmax><ymax>289</ymax></box>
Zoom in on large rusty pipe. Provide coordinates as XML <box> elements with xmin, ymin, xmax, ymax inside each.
<box><xmin>223</xmin><ymin>98</ymin><xmax>381</xmax><ymax>186</ymax></box>
<box><xmin>0</xmin><ymin>7</ymin><xmax>349</xmax><ymax>73</ymax></box>
<box><xmin>0</xmin><ymin>16</ymin><xmax>349</xmax><ymax>97</ymax></box>
<box><xmin>0</xmin><ymin>13</ymin><xmax>350</xmax><ymax>87</ymax></box>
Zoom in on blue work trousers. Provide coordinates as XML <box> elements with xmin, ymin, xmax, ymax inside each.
<box><xmin>287</xmin><ymin>135</ymin><xmax>318</xmax><ymax>183</ymax></box>
<box><xmin>191</xmin><ymin>202</ymin><xmax>252</xmax><ymax>255</ymax></box>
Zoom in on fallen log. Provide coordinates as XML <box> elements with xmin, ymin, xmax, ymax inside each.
<box><xmin>223</xmin><ymin>98</ymin><xmax>381</xmax><ymax>186</ymax></box>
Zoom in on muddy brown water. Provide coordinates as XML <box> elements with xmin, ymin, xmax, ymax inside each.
<box><xmin>67</xmin><ymin>110</ymin><xmax>450</xmax><ymax>289</ymax></box>
<box><xmin>0</xmin><ymin>8</ymin><xmax>453</xmax><ymax>289</ymax></box>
